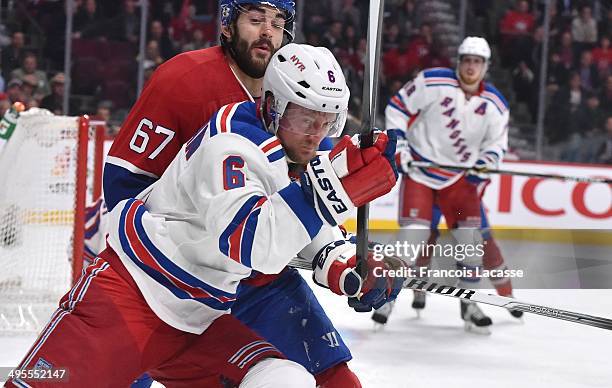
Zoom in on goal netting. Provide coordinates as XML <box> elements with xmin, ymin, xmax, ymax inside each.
<box><xmin>0</xmin><ymin>108</ymin><xmax>103</xmax><ymax>334</ymax></box>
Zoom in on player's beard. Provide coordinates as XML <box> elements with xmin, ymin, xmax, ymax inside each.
<box><xmin>229</xmin><ymin>30</ymin><xmax>276</xmax><ymax>79</ymax></box>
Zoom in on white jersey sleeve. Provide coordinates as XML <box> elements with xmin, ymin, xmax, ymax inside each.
<box><xmin>385</xmin><ymin>72</ymin><xmax>434</xmax><ymax>131</ymax></box>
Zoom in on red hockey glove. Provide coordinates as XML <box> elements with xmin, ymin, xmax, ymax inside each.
<box><xmin>301</xmin><ymin>130</ymin><xmax>398</xmax><ymax>225</ymax></box>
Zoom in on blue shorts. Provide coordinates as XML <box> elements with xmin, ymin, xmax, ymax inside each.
<box><xmin>232</xmin><ymin>268</ymin><xmax>352</xmax><ymax>375</ymax></box>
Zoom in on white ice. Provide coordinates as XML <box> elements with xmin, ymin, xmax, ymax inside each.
<box><xmin>2</xmin><ymin>259</ymin><xmax>611</xmax><ymax>387</ymax></box>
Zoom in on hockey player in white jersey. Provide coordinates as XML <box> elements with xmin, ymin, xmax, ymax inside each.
<box><xmin>375</xmin><ymin>37</ymin><xmax>509</xmax><ymax>333</ymax></box>
<box><xmin>8</xmin><ymin>44</ymin><xmax>401</xmax><ymax>387</ymax></box>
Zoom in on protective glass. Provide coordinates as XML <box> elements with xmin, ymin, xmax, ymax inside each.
<box><xmin>278</xmin><ymin>103</ymin><xmax>342</xmax><ymax>138</ymax></box>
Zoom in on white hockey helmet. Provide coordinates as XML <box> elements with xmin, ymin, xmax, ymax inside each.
<box><xmin>457</xmin><ymin>36</ymin><xmax>491</xmax><ymax>61</ymax></box>
<box><xmin>262</xmin><ymin>43</ymin><xmax>350</xmax><ymax>137</ymax></box>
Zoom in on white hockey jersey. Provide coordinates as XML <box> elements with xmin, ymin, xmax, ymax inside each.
<box><xmin>385</xmin><ymin>68</ymin><xmax>509</xmax><ymax>189</ymax></box>
<box><xmin>106</xmin><ymin>101</ymin><xmax>341</xmax><ymax>334</ymax></box>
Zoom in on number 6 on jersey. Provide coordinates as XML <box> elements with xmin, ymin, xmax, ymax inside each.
<box><xmin>223</xmin><ymin>155</ymin><xmax>245</xmax><ymax>189</ymax></box>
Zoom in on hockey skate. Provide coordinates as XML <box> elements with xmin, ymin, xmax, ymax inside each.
<box><xmin>461</xmin><ymin>300</ymin><xmax>492</xmax><ymax>335</ymax></box>
<box><xmin>371</xmin><ymin>300</ymin><xmax>395</xmax><ymax>328</ymax></box>
<box><xmin>411</xmin><ymin>290</ymin><xmax>426</xmax><ymax>318</ymax></box>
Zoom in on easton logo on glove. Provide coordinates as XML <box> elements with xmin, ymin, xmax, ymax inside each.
<box><xmin>308</xmin><ymin>156</ymin><xmax>350</xmax><ymax>214</ymax></box>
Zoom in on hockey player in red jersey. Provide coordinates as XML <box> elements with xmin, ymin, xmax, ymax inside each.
<box><xmin>377</xmin><ymin>36</ymin><xmax>511</xmax><ymax>333</ymax></box>
<box><xmin>100</xmin><ymin>2</ymin><xmax>373</xmax><ymax>387</ymax></box>
<box><xmin>7</xmin><ymin>43</ymin><xmax>401</xmax><ymax>388</ymax></box>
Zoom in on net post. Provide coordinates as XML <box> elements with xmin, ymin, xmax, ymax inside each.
<box><xmin>71</xmin><ymin>115</ymin><xmax>90</xmax><ymax>285</ymax></box>
<box><xmin>93</xmin><ymin>123</ymin><xmax>105</xmax><ymax>199</ymax></box>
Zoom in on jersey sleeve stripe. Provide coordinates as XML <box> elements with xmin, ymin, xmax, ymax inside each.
<box><xmin>267</xmin><ymin>149</ymin><xmax>285</xmax><ymax>163</ymax></box>
<box><xmin>278</xmin><ymin>182</ymin><xmax>323</xmax><ymax>239</ymax></box>
<box><xmin>185</xmin><ymin>123</ymin><xmax>209</xmax><ymax>160</ymax></box>
<box><xmin>226</xmin><ymin>197</ymin><xmax>267</xmax><ymax>268</ymax></box>
<box><xmin>105</xmin><ymin>156</ymin><xmax>159</xmax><ymax>178</ymax></box>
<box><xmin>389</xmin><ymin>95</ymin><xmax>411</xmax><ymax>117</ymax></box>
<box><xmin>220</xmin><ymin>102</ymin><xmax>239</xmax><ymax>133</ymax></box>
<box><xmin>220</xmin><ymin>195</ymin><xmax>266</xmax><ymax>265</ymax></box>
<box><xmin>118</xmin><ymin>200</ymin><xmax>236</xmax><ymax>310</ymax></box>
<box><xmin>261</xmin><ymin>138</ymin><xmax>281</xmax><ymax>153</ymax></box>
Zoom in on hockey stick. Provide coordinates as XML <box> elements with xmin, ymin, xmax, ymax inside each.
<box><xmin>287</xmin><ymin>256</ymin><xmax>612</xmax><ymax>331</ymax></box>
<box><xmin>356</xmin><ymin>0</ymin><xmax>385</xmax><ymax>278</ymax></box>
<box><xmin>409</xmin><ymin>160</ymin><xmax>612</xmax><ymax>184</ymax></box>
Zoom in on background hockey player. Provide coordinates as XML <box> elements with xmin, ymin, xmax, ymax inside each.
<box><xmin>8</xmin><ymin>43</ymin><xmax>401</xmax><ymax>387</ymax></box>
<box><xmin>378</xmin><ymin>36</ymin><xmax>510</xmax><ymax>333</ymax></box>
<box><xmin>97</xmin><ymin>1</ymin><xmax>380</xmax><ymax>386</ymax></box>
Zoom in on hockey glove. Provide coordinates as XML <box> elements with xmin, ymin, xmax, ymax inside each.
<box><xmin>466</xmin><ymin>154</ymin><xmax>497</xmax><ymax>185</ymax></box>
<box><xmin>301</xmin><ymin>130</ymin><xmax>398</xmax><ymax>226</ymax></box>
<box><xmin>312</xmin><ymin>240</ymin><xmax>406</xmax><ymax>312</ymax></box>
<box><xmin>389</xmin><ymin>129</ymin><xmax>413</xmax><ymax>175</ymax></box>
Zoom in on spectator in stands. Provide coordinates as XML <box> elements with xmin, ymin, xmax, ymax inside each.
<box><xmin>169</xmin><ymin>2</ymin><xmax>215</xmax><ymax>47</ymax></box>
<box><xmin>575</xmin><ymin>49</ymin><xmax>599</xmax><ymax>92</ymax></box>
<box><xmin>10</xmin><ymin>53</ymin><xmax>50</xmax><ymax>99</ymax></box>
<box><xmin>338</xmin><ymin>24</ymin><xmax>359</xmax><ymax>55</ymax></box>
<box><xmin>547</xmin><ymin>51</ymin><xmax>570</xmax><ymax>93</ymax></box>
<box><xmin>591</xmin><ymin>34</ymin><xmax>612</xmax><ymax>80</ymax></box>
<box><xmin>599</xmin><ymin>74</ymin><xmax>612</xmax><ymax>116</ymax></box>
<box><xmin>562</xmin><ymin>93</ymin><xmax>605</xmax><ymax>163</ymax></box>
<box><xmin>499</xmin><ymin>0</ymin><xmax>535</xmax><ymax>37</ymax></box>
<box><xmin>600</xmin><ymin>8</ymin><xmax>612</xmax><ymax>39</ymax></box>
<box><xmin>596</xmin><ymin>116</ymin><xmax>612</xmax><ymax>164</ymax></box>
<box><xmin>395</xmin><ymin>0</ymin><xmax>419</xmax><ymax>37</ymax></box>
<box><xmin>107</xmin><ymin>0</ymin><xmax>140</xmax><ymax>43</ymax></box>
<box><xmin>499</xmin><ymin>0</ymin><xmax>535</xmax><ymax>67</ymax></box>
<box><xmin>383</xmin><ymin>35</ymin><xmax>420</xmax><ymax>81</ymax></box>
<box><xmin>548</xmin><ymin>71</ymin><xmax>585</xmax><ymax>143</ymax></box>
<box><xmin>181</xmin><ymin>29</ymin><xmax>210</xmax><ymax>52</ymax></box>
<box><xmin>512</xmin><ymin>60</ymin><xmax>537</xmax><ymax>122</ymax></box>
<box><xmin>382</xmin><ymin>22</ymin><xmax>402</xmax><ymax>52</ymax></box>
<box><xmin>556</xmin><ymin>30</ymin><xmax>575</xmax><ymax>69</ymax></box>
<box><xmin>407</xmin><ymin>23</ymin><xmax>434</xmax><ymax>66</ymax></box>
<box><xmin>572</xmin><ymin>92</ymin><xmax>604</xmax><ymax>134</ymax></box>
<box><xmin>149</xmin><ymin>19</ymin><xmax>177</xmax><ymax>60</ymax></box>
<box><xmin>322</xmin><ymin>20</ymin><xmax>344</xmax><ymax>51</ymax></box>
<box><xmin>302</xmin><ymin>0</ymin><xmax>329</xmax><ymax>37</ymax></box>
<box><xmin>142</xmin><ymin>40</ymin><xmax>165</xmax><ymax>69</ymax></box>
<box><xmin>20</xmin><ymin>74</ymin><xmax>40</xmax><ymax>103</ymax></box>
<box><xmin>73</xmin><ymin>0</ymin><xmax>107</xmax><ymax>39</ymax></box>
<box><xmin>94</xmin><ymin>99</ymin><xmax>113</xmax><ymax>123</ymax></box>
<box><xmin>337</xmin><ymin>0</ymin><xmax>361</xmax><ymax>30</ymax></box>
<box><xmin>5</xmin><ymin>79</ymin><xmax>24</xmax><ymax>105</ymax></box>
<box><xmin>1</xmin><ymin>32</ymin><xmax>26</xmax><ymax>80</ymax></box>
<box><xmin>571</xmin><ymin>5</ymin><xmax>598</xmax><ymax>52</ymax></box>
<box><xmin>420</xmin><ymin>37</ymin><xmax>451</xmax><ymax>69</ymax></box>
<box><xmin>40</xmin><ymin>72</ymin><xmax>65</xmax><ymax>115</ymax></box>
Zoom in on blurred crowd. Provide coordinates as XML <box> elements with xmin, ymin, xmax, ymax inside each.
<box><xmin>0</xmin><ymin>0</ymin><xmax>609</xmax><ymax>164</ymax></box>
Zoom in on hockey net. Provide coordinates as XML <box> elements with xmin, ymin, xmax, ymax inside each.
<box><xmin>0</xmin><ymin>108</ymin><xmax>105</xmax><ymax>334</ymax></box>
